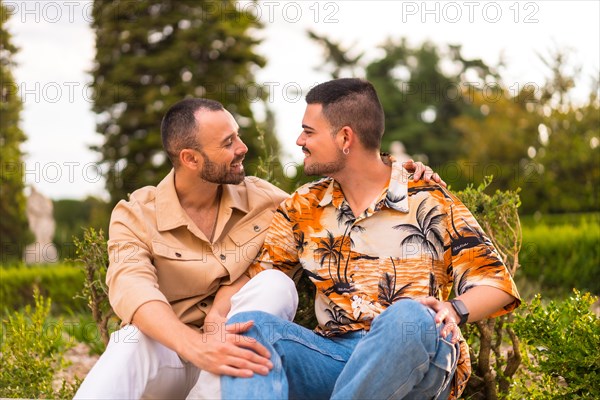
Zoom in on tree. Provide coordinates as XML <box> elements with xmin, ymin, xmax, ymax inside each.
<box><xmin>307</xmin><ymin>30</ymin><xmax>364</xmax><ymax>79</ymax></box>
<box><xmin>451</xmin><ymin>85</ymin><xmax>542</xmax><ymax>208</ymax></box>
<box><xmin>533</xmin><ymin>49</ymin><xmax>599</xmax><ymax>213</ymax></box>
<box><xmin>307</xmin><ymin>34</ymin><xmax>497</xmax><ymax>169</ymax></box>
<box><xmin>367</xmin><ymin>40</ymin><xmax>500</xmax><ymax>168</ymax></box>
<box><xmin>53</xmin><ymin>197</ymin><xmax>110</xmax><ymax>260</ymax></box>
<box><xmin>0</xmin><ymin>0</ymin><xmax>31</xmax><ymax>261</ymax></box>
<box><xmin>451</xmin><ymin>48</ymin><xmax>599</xmax><ymax>213</ymax></box>
<box><xmin>91</xmin><ymin>0</ymin><xmax>280</xmax><ymax>203</ymax></box>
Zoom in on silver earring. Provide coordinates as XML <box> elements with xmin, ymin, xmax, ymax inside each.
<box><xmin>343</xmin><ymin>148</ymin><xmax>350</xmax><ymax>155</ymax></box>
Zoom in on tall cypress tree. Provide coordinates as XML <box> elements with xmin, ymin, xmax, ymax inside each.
<box><xmin>0</xmin><ymin>0</ymin><xmax>31</xmax><ymax>261</ymax></box>
<box><xmin>91</xmin><ymin>1</ymin><xmax>278</xmax><ymax>203</ymax></box>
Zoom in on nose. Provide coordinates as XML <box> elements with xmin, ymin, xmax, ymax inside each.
<box><xmin>295</xmin><ymin>132</ymin><xmax>305</xmax><ymax>147</ymax></box>
<box><xmin>236</xmin><ymin>137</ymin><xmax>249</xmax><ymax>155</ymax></box>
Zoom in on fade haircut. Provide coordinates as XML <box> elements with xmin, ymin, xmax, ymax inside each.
<box><xmin>305</xmin><ymin>78</ymin><xmax>385</xmax><ymax>150</ymax></box>
<box><xmin>161</xmin><ymin>98</ymin><xmax>224</xmax><ymax>167</ymax></box>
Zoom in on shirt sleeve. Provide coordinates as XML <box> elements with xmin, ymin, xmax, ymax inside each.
<box><xmin>106</xmin><ymin>200</ymin><xmax>169</xmax><ymax>325</ymax></box>
<box><xmin>246</xmin><ymin>198</ymin><xmax>302</xmax><ymax>279</ymax></box>
<box><xmin>445</xmin><ymin>191</ymin><xmax>521</xmax><ymax>318</ymax></box>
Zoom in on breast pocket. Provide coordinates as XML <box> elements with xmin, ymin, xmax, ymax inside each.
<box><xmin>151</xmin><ymin>241</ymin><xmax>226</xmax><ymax>301</ymax></box>
<box><xmin>224</xmin><ymin>210</ymin><xmax>275</xmax><ymax>280</ymax></box>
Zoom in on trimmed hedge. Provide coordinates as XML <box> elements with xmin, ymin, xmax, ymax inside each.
<box><xmin>520</xmin><ymin>216</ymin><xmax>600</xmax><ymax>294</ymax></box>
<box><xmin>0</xmin><ymin>265</ymin><xmax>86</xmax><ymax>314</ymax></box>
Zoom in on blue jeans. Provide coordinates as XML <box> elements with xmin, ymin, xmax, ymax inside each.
<box><xmin>222</xmin><ymin>299</ymin><xmax>459</xmax><ymax>399</ymax></box>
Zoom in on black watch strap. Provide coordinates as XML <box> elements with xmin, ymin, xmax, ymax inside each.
<box><xmin>449</xmin><ymin>298</ymin><xmax>469</xmax><ymax>326</ymax></box>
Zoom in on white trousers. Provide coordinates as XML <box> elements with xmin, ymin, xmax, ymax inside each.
<box><xmin>74</xmin><ymin>270</ymin><xmax>298</xmax><ymax>400</ymax></box>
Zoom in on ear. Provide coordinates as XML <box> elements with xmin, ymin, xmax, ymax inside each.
<box><xmin>336</xmin><ymin>126</ymin><xmax>355</xmax><ymax>150</ymax></box>
<box><xmin>179</xmin><ymin>148</ymin><xmax>200</xmax><ymax>170</ymax></box>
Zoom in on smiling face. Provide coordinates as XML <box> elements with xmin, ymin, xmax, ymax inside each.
<box><xmin>296</xmin><ymin>103</ymin><xmax>346</xmax><ymax>177</ymax></box>
<box><xmin>195</xmin><ymin>109</ymin><xmax>248</xmax><ymax>184</ymax></box>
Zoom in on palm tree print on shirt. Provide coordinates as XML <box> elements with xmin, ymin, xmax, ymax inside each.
<box><xmin>393</xmin><ymin>198</ymin><xmax>446</xmax><ymax>298</ymax></box>
<box><xmin>378</xmin><ymin>257</ymin><xmax>412</xmax><ymax>306</ymax></box>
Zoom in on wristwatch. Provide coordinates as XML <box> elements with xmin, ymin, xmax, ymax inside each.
<box><xmin>449</xmin><ymin>299</ymin><xmax>470</xmax><ymax>326</ymax></box>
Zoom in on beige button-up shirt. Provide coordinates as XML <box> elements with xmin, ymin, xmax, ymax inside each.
<box><xmin>106</xmin><ymin>169</ymin><xmax>288</xmax><ymax>329</ymax></box>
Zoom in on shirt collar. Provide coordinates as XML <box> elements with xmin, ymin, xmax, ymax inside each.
<box><xmin>156</xmin><ymin>169</ymin><xmax>249</xmax><ymax>232</ymax></box>
<box><xmin>156</xmin><ymin>169</ymin><xmax>188</xmax><ymax>231</ymax></box>
<box><xmin>221</xmin><ymin>180</ymin><xmax>249</xmax><ymax>214</ymax></box>
<box><xmin>317</xmin><ymin>154</ymin><xmax>410</xmax><ymax>214</ymax></box>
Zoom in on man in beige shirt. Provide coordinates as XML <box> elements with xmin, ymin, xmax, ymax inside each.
<box><xmin>75</xmin><ymin>98</ymin><xmax>440</xmax><ymax>399</ymax></box>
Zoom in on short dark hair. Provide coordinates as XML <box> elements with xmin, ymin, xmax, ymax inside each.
<box><xmin>160</xmin><ymin>98</ymin><xmax>224</xmax><ymax>166</ymax></box>
<box><xmin>305</xmin><ymin>78</ymin><xmax>384</xmax><ymax>150</ymax></box>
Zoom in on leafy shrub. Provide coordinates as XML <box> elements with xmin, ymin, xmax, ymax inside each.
<box><xmin>455</xmin><ymin>177</ymin><xmax>523</xmax><ymax>399</ymax></box>
<box><xmin>0</xmin><ymin>265</ymin><xmax>86</xmax><ymax>313</ymax></box>
<box><xmin>510</xmin><ymin>290</ymin><xmax>600</xmax><ymax>399</ymax></box>
<box><xmin>73</xmin><ymin>227</ymin><xmax>117</xmax><ymax>346</ymax></box>
<box><xmin>0</xmin><ymin>289</ymin><xmax>77</xmax><ymax>398</ymax></box>
<box><xmin>520</xmin><ymin>220</ymin><xmax>600</xmax><ymax>294</ymax></box>
<box><xmin>64</xmin><ymin>313</ymin><xmax>115</xmax><ymax>355</ymax></box>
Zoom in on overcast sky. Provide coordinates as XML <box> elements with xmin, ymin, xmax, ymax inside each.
<box><xmin>5</xmin><ymin>0</ymin><xmax>599</xmax><ymax>200</ymax></box>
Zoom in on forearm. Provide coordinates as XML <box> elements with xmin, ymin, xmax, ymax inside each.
<box><xmin>456</xmin><ymin>286</ymin><xmax>516</xmax><ymax>323</ymax></box>
<box><xmin>131</xmin><ymin>300</ymin><xmax>200</xmax><ymax>358</ymax></box>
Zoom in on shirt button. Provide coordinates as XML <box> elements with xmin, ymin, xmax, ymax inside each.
<box><xmin>220</xmin><ymin>254</ymin><xmax>226</xmax><ymax>261</ymax></box>
<box><xmin>175</xmin><ymin>252</ymin><xmax>182</xmax><ymax>258</ymax></box>
<box><xmin>200</xmin><ymin>302</ymin><xmax>208</xmax><ymax>307</ymax></box>
<box><xmin>253</xmin><ymin>225</ymin><xmax>260</xmax><ymax>232</ymax></box>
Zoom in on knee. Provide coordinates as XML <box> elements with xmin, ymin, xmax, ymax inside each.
<box><xmin>255</xmin><ymin>269</ymin><xmax>298</xmax><ymax>303</ymax></box>
<box><xmin>373</xmin><ymin>300</ymin><xmax>438</xmax><ymax>339</ymax></box>
<box><xmin>229</xmin><ymin>270</ymin><xmax>299</xmax><ymax>321</ymax></box>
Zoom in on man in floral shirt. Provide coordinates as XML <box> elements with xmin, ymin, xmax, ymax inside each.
<box><xmin>221</xmin><ymin>78</ymin><xmax>520</xmax><ymax>400</ymax></box>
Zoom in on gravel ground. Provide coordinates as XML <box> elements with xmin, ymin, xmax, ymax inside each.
<box><xmin>53</xmin><ymin>343</ymin><xmax>99</xmax><ymax>391</ymax></box>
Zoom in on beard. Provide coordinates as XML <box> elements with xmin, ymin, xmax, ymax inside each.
<box><xmin>199</xmin><ymin>151</ymin><xmax>245</xmax><ymax>184</ymax></box>
<box><xmin>303</xmin><ymin>148</ymin><xmax>346</xmax><ymax>176</ymax></box>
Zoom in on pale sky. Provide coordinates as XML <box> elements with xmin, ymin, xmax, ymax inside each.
<box><xmin>5</xmin><ymin>0</ymin><xmax>599</xmax><ymax>200</ymax></box>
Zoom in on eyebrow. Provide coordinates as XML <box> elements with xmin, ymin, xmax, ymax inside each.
<box><xmin>302</xmin><ymin>124</ymin><xmax>314</xmax><ymax>131</ymax></box>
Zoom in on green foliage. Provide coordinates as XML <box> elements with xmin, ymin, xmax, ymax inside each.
<box><xmin>456</xmin><ymin>176</ymin><xmax>522</xmax><ymax>274</ymax></box>
<box><xmin>0</xmin><ymin>265</ymin><xmax>86</xmax><ymax>314</ymax></box>
<box><xmin>450</xmin><ymin>86</ymin><xmax>541</xmax><ymax>204</ymax></box>
<box><xmin>91</xmin><ymin>0</ymin><xmax>279</xmax><ymax>204</ymax></box>
<box><xmin>453</xmin><ymin>178</ymin><xmax>523</xmax><ymax>399</ymax></box>
<box><xmin>53</xmin><ymin>197</ymin><xmax>110</xmax><ymax>260</ymax></box>
<box><xmin>73</xmin><ymin>227</ymin><xmax>117</xmax><ymax>345</ymax></box>
<box><xmin>368</xmin><ymin>40</ymin><xmax>494</xmax><ymax>168</ymax></box>
<box><xmin>64</xmin><ymin>313</ymin><xmax>114</xmax><ymax>356</ymax></box>
<box><xmin>452</xmin><ymin>49</ymin><xmax>599</xmax><ymax>214</ymax></box>
<box><xmin>510</xmin><ymin>290</ymin><xmax>600</xmax><ymax>399</ymax></box>
<box><xmin>520</xmin><ymin>218</ymin><xmax>600</xmax><ymax>294</ymax></box>
<box><xmin>293</xmin><ymin>271</ymin><xmax>317</xmax><ymax>329</ymax></box>
<box><xmin>534</xmin><ymin>97</ymin><xmax>600</xmax><ymax>214</ymax></box>
<box><xmin>0</xmin><ymin>0</ymin><xmax>32</xmax><ymax>259</ymax></box>
<box><xmin>307</xmin><ymin>33</ymin><xmax>599</xmax><ymax>215</ymax></box>
<box><xmin>0</xmin><ymin>289</ymin><xmax>77</xmax><ymax>398</ymax></box>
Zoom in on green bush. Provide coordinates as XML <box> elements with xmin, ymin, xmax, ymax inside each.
<box><xmin>520</xmin><ymin>220</ymin><xmax>600</xmax><ymax>294</ymax></box>
<box><xmin>73</xmin><ymin>227</ymin><xmax>118</xmax><ymax>346</ymax></box>
<box><xmin>0</xmin><ymin>289</ymin><xmax>78</xmax><ymax>398</ymax></box>
<box><xmin>0</xmin><ymin>265</ymin><xmax>86</xmax><ymax>314</ymax></box>
<box><xmin>63</xmin><ymin>313</ymin><xmax>116</xmax><ymax>355</ymax></box>
<box><xmin>510</xmin><ymin>290</ymin><xmax>600</xmax><ymax>399</ymax></box>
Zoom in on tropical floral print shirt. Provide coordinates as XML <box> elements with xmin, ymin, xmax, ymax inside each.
<box><xmin>248</xmin><ymin>155</ymin><xmax>521</xmax><ymax>399</ymax></box>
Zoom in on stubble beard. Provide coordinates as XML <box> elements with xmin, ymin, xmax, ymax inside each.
<box><xmin>200</xmin><ymin>153</ymin><xmax>245</xmax><ymax>185</ymax></box>
<box><xmin>304</xmin><ymin>149</ymin><xmax>346</xmax><ymax>177</ymax></box>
